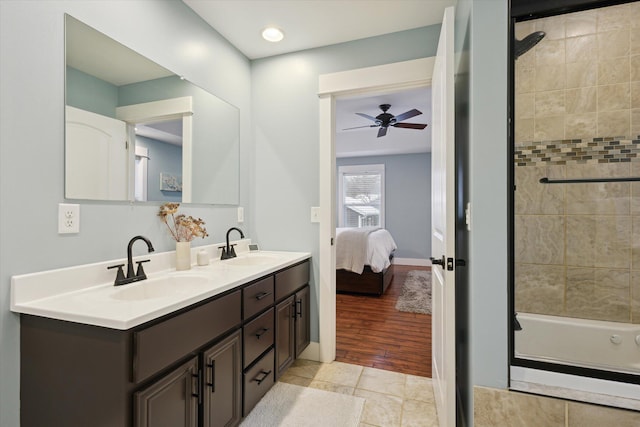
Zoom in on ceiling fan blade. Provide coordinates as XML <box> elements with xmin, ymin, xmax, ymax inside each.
<box><xmin>355</xmin><ymin>112</ymin><xmax>379</xmax><ymax>122</ymax></box>
<box><xmin>342</xmin><ymin>124</ymin><xmax>379</xmax><ymax>130</ymax></box>
<box><xmin>393</xmin><ymin>108</ymin><xmax>422</xmax><ymax>122</ymax></box>
<box><xmin>377</xmin><ymin>127</ymin><xmax>388</xmax><ymax>138</ymax></box>
<box><xmin>392</xmin><ymin>122</ymin><xmax>428</xmax><ymax>129</ymax></box>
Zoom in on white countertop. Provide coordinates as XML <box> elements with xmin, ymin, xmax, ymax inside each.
<box><xmin>11</xmin><ymin>246</ymin><xmax>310</xmax><ymax>330</ymax></box>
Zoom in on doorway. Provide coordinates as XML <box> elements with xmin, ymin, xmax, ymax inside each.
<box><xmin>332</xmin><ymin>87</ymin><xmax>433</xmax><ymax>376</ymax></box>
<box><xmin>317</xmin><ymin>57</ymin><xmax>435</xmax><ymax>364</ymax></box>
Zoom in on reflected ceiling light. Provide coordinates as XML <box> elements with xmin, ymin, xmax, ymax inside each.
<box><xmin>262</xmin><ymin>27</ymin><xmax>284</xmax><ymax>42</ymax></box>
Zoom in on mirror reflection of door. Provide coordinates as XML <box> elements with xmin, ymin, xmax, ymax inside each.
<box><xmin>65</xmin><ymin>106</ymin><xmax>128</xmax><ymax>200</ymax></box>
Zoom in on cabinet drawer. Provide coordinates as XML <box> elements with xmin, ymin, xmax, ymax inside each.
<box><xmin>243</xmin><ymin>308</ymin><xmax>274</xmax><ymax>368</ymax></box>
<box><xmin>133</xmin><ymin>290</ymin><xmax>241</xmax><ymax>383</ymax></box>
<box><xmin>275</xmin><ymin>261</ymin><xmax>310</xmax><ymax>301</ymax></box>
<box><xmin>243</xmin><ymin>276</ymin><xmax>274</xmax><ymax>320</ymax></box>
<box><xmin>243</xmin><ymin>349</ymin><xmax>274</xmax><ymax>416</ymax></box>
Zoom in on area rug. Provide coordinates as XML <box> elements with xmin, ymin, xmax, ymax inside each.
<box><xmin>240</xmin><ymin>382</ymin><xmax>364</xmax><ymax>427</ymax></box>
<box><xmin>395</xmin><ymin>270</ymin><xmax>432</xmax><ymax>314</ymax></box>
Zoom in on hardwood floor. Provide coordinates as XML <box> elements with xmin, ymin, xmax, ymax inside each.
<box><xmin>335</xmin><ymin>264</ymin><xmax>432</xmax><ymax>378</ymax></box>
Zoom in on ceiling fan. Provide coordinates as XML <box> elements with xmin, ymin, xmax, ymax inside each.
<box><xmin>344</xmin><ymin>104</ymin><xmax>428</xmax><ymax>138</ymax></box>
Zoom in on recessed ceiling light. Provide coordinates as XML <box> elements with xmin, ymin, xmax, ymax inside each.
<box><xmin>262</xmin><ymin>27</ymin><xmax>284</xmax><ymax>43</ymax></box>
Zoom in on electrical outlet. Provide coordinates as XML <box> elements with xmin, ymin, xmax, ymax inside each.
<box><xmin>58</xmin><ymin>203</ymin><xmax>80</xmax><ymax>234</ymax></box>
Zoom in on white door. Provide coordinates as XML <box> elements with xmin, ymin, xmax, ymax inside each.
<box><xmin>65</xmin><ymin>106</ymin><xmax>128</xmax><ymax>200</ymax></box>
<box><xmin>431</xmin><ymin>6</ymin><xmax>456</xmax><ymax>427</ymax></box>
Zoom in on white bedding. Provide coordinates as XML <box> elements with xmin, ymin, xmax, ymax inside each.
<box><xmin>335</xmin><ymin>227</ymin><xmax>397</xmax><ymax>274</ymax></box>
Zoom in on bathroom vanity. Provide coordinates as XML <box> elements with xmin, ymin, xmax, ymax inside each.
<box><xmin>13</xmin><ymin>250</ymin><xmax>310</xmax><ymax>427</ymax></box>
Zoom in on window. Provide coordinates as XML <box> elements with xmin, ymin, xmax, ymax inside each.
<box><xmin>338</xmin><ymin>164</ymin><xmax>385</xmax><ymax>228</ymax></box>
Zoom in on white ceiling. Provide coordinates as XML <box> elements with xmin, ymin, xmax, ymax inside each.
<box><xmin>182</xmin><ymin>0</ymin><xmax>454</xmax><ymax>60</ymax></box>
<box><xmin>66</xmin><ymin>16</ymin><xmax>173</xmax><ymax>86</ymax></box>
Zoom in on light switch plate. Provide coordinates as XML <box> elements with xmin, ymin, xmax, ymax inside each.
<box><xmin>310</xmin><ymin>207</ymin><xmax>320</xmax><ymax>223</ymax></box>
<box><xmin>237</xmin><ymin>206</ymin><xmax>244</xmax><ymax>223</ymax></box>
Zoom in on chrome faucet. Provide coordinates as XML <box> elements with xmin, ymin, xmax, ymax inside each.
<box><xmin>220</xmin><ymin>227</ymin><xmax>244</xmax><ymax>260</ymax></box>
<box><xmin>107</xmin><ymin>235</ymin><xmax>155</xmax><ymax>286</ymax></box>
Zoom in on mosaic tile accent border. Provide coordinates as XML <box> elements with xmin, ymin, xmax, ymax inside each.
<box><xmin>515</xmin><ymin>136</ymin><xmax>640</xmax><ymax>166</ymax></box>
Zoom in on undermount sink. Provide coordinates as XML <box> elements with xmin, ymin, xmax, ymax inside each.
<box><xmin>222</xmin><ymin>253</ymin><xmax>281</xmax><ymax>267</ymax></box>
<box><xmin>110</xmin><ymin>274</ymin><xmax>211</xmax><ymax>301</ymax></box>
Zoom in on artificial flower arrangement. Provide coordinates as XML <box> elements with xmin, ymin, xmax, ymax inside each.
<box><xmin>158</xmin><ymin>202</ymin><xmax>208</xmax><ymax>242</ymax></box>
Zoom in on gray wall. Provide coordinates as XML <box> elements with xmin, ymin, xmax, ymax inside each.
<box><xmin>336</xmin><ymin>153</ymin><xmax>431</xmax><ymax>260</ymax></box>
<box><xmin>0</xmin><ymin>2</ymin><xmax>251</xmax><ymax>425</ymax></box>
<box><xmin>467</xmin><ymin>0</ymin><xmax>510</xmax><ymax>390</ymax></box>
<box><xmin>250</xmin><ymin>25</ymin><xmax>442</xmax><ymax>349</ymax></box>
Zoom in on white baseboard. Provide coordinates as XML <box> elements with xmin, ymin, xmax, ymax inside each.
<box><xmin>298</xmin><ymin>341</ymin><xmax>321</xmax><ymax>362</ymax></box>
<box><xmin>393</xmin><ymin>257</ymin><xmax>431</xmax><ymax>266</ymax></box>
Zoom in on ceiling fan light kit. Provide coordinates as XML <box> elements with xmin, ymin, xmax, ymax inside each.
<box><xmin>344</xmin><ymin>104</ymin><xmax>428</xmax><ymax>138</ymax></box>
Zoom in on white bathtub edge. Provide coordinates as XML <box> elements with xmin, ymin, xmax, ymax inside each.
<box><xmin>511</xmin><ymin>366</ymin><xmax>640</xmax><ymax>411</ymax></box>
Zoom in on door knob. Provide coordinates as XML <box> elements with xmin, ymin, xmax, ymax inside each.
<box><xmin>430</xmin><ymin>255</ymin><xmax>445</xmax><ymax>267</ymax></box>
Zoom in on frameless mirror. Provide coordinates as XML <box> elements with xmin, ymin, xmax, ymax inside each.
<box><xmin>64</xmin><ymin>15</ymin><xmax>240</xmax><ymax>205</ymax></box>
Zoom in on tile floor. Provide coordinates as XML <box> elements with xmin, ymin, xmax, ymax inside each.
<box><xmin>278</xmin><ymin>359</ymin><xmax>439</xmax><ymax>427</ymax></box>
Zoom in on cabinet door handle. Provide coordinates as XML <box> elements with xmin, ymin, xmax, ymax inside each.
<box><xmin>296</xmin><ymin>299</ymin><xmax>302</xmax><ymax>318</ymax></box>
<box><xmin>192</xmin><ymin>371</ymin><xmax>202</xmax><ymax>405</ymax></box>
<box><xmin>206</xmin><ymin>361</ymin><xmax>215</xmax><ymax>393</ymax></box>
<box><xmin>252</xmin><ymin>369</ymin><xmax>272</xmax><ymax>385</ymax></box>
<box><xmin>255</xmin><ymin>327</ymin><xmax>269</xmax><ymax>339</ymax></box>
<box><xmin>255</xmin><ymin>291</ymin><xmax>272</xmax><ymax>300</ymax></box>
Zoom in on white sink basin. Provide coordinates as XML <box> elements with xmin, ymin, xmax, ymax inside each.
<box><xmin>110</xmin><ymin>274</ymin><xmax>211</xmax><ymax>301</ymax></box>
<box><xmin>222</xmin><ymin>253</ymin><xmax>282</xmax><ymax>267</ymax></box>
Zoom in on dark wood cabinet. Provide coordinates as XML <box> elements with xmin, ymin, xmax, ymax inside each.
<box><xmin>202</xmin><ymin>331</ymin><xmax>242</xmax><ymax>427</ymax></box>
<box><xmin>20</xmin><ymin>258</ymin><xmax>310</xmax><ymax>427</ymax></box>
<box><xmin>294</xmin><ymin>285</ymin><xmax>311</xmax><ymax>358</ymax></box>
<box><xmin>275</xmin><ymin>295</ymin><xmax>295</xmax><ymax>378</ymax></box>
<box><xmin>134</xmin><ymin>357</ymin><xmax>199</xmax><ymax>427</ymax></box>
<box><xmin>273</xmin><ymin>259</ymin><xmax>311</xmax><ymax>380</ymax></box>
<box><xmin>134</xmin><ymin>330</ymin><xmax>242</xmax><ymax>427</ymax></box>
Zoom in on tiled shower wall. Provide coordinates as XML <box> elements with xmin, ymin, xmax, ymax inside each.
<box><xmin>514</xmin><ymin>2</ymin><xmax>640</xmax><ymax>141</ymax></box>
<box><xmin>514</xmin><ymin>2</ymin><xmax>640</xmax><ymax>324</ymax></box>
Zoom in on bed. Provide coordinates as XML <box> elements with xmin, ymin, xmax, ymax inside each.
<box><xmin>335</xmin><ymin>227</ymin><xmax>397</xmax><ymax>296</ymax></box>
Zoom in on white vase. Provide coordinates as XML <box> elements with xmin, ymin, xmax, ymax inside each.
<box><xmin>176</xmin><ymin>241</ymin><xmax>191</xmax><ymax>271</ymax></box>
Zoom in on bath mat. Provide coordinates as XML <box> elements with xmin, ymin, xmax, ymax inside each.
<box><xmin>395</xmin><ymin>270</ymin><xmax>432</xmax><ymax>314</ymax></box>
<box><xmin>240</xmin><ymin>382</ymin><xmax>364</xmax><ymax>427</ymax></box>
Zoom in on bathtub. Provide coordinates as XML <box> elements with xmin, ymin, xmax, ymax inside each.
<box><xmin>512</xmin><ymin>313</ymin><xmax>640</xmax><ymax>409</ymax></box>
<box><xmin>514</xmin><ymin>312</ymin><xmax>640</xmax><ymax>375</ymax></box>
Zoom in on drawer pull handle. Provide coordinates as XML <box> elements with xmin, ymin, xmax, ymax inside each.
<box><xmin>296</xmin><ymin>299</ymin><xmax>303</xmax><ymax>318</ymax></box>
<box><xmin>255</xmin><ymin>291</ymin><xmax>272</xmax><ymax>301</ymax></box>
<box><xmin>252</xmin><ymin>369</ymin><xmax>272</xmax><ymax>385</ymax></box>
<box><xmin>207</xmin><ymin>361</ymin><xmax>215</xmax><ymax>393</ymax></box>
<box><xmin>255</xmin><ymin>327</ymin><xmax>269</xmax><ymax>339</ymax></box>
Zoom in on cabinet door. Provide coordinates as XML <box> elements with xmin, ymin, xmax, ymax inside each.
<box><xmin>134</xmin><ymin>357</ymin><xmax>198</xmax><ymax>427</ymax></box>
<box><xmin>275</xmin><ymin>295</ymin><xmax>295</xmax><ymax>379</ymax></box>
<box><xmin>295</xmin><ymin>285</ymin><xmax>311</xmax><ymax>358</ymax></box>
<box><xmin>202</xmin><ymin>330</ymin><xmax>242</xmax><ymax>427</ymax></box>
